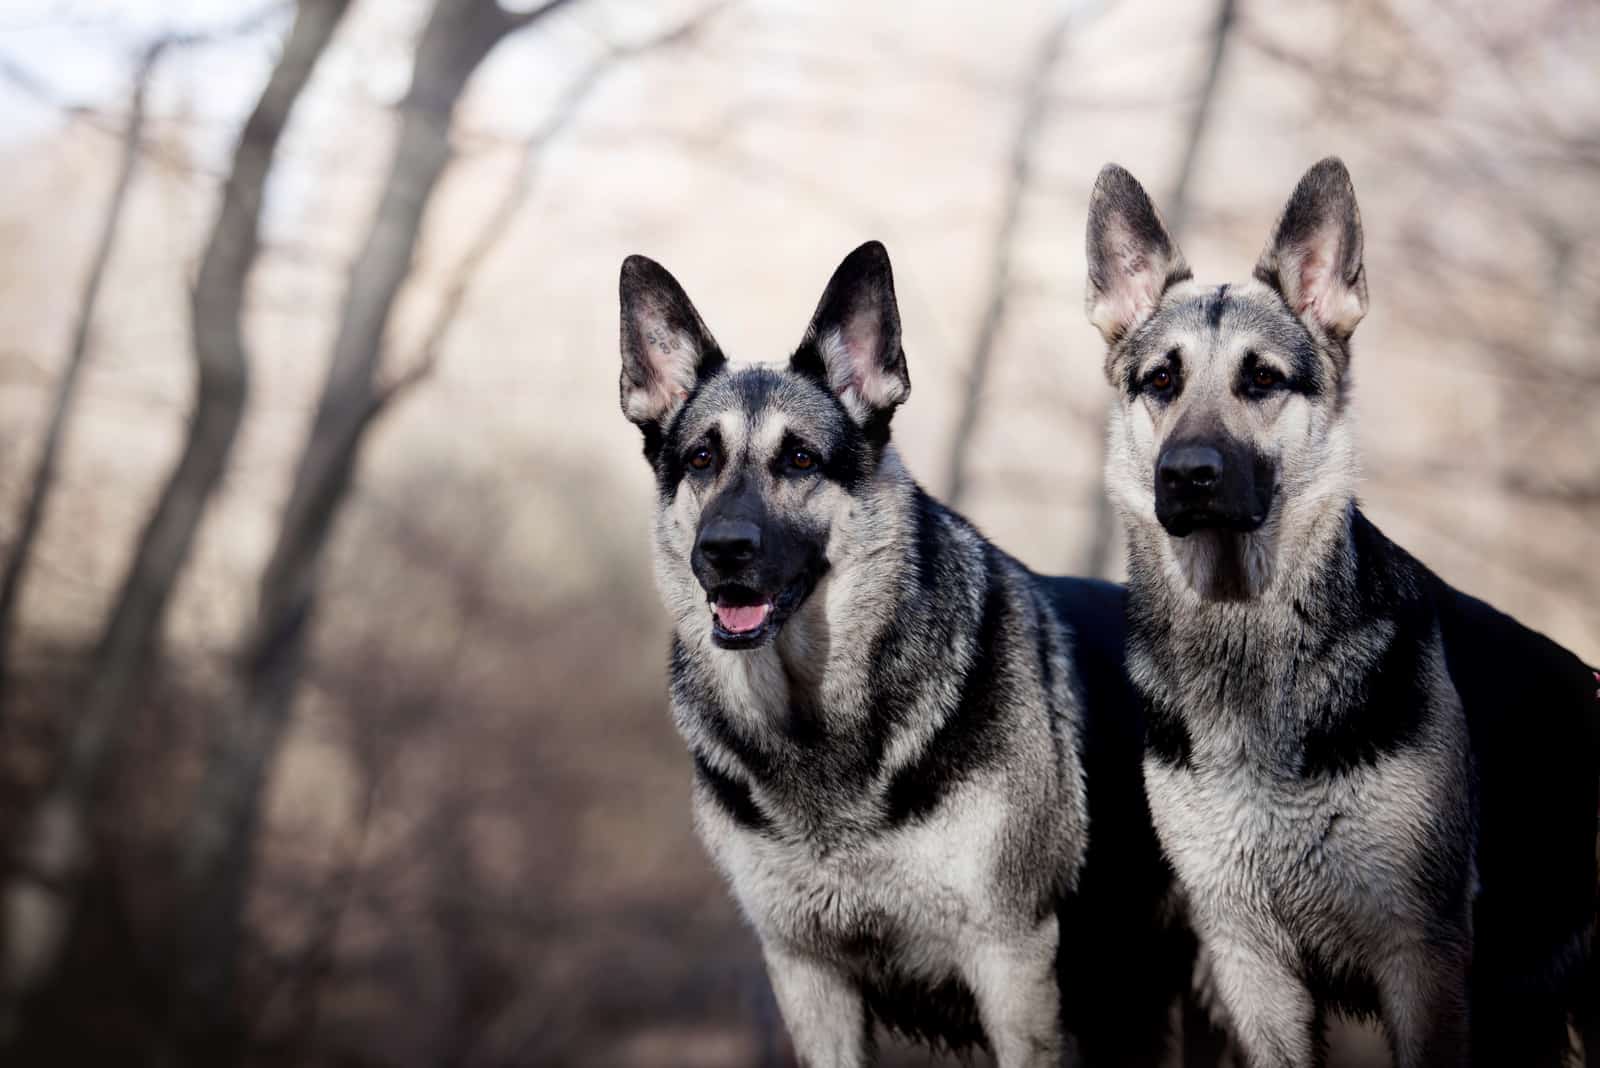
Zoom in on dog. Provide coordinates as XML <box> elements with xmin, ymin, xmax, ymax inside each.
<box><xmin>616</xmin><ymin>242</ymin><xmax>1204</xmax><ymax>1066</ymax></box>
<box><xmin>1082</xmin><ymin>156</ymin><xmax>1600</xmax><ymax>1066</ymax></box>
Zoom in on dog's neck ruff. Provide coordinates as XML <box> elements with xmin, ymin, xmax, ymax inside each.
<box><xmin>1124</xmin><ymin>495</ymin><xmax>1390</xmax><ymax>720</ymax></box>
<box><xmin>1125</xmin><ymin>494</ymin><xmax>1444</xmax><ymax>787</ymax></box>
<box><xmin>1133</xmin><ymin>490</ymin><xmax>1356</xmax><ymax>618</ymax></box>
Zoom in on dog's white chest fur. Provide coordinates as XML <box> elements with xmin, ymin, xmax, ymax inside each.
<box><xmin>1144</xmin><ymin>736</ymin><xmax>1466</xmax><ymax>974</ymax></box>
<box><xmin>699</xmin><ymin>782</ymin><xmax>1019</xmax><ymax>975</ymax></box>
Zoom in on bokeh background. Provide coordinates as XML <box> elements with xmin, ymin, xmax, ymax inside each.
<box><xmin>0</xmin><ymin>0</ymin><xmax>1596</xmax><ymax>1065</ymax></box>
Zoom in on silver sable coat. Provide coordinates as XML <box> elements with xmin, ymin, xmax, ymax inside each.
<box><xmin>617</xmin><ymin>242</ymin><xmax>1198</xmax><ymax>1066</ymax></box>
<box><xmin>1084</xmin><ymin>156</ymin><xmax>1600</xmax><ymax>1068</ymax></box>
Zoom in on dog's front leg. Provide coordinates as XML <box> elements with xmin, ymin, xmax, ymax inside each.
<box><xmin>762</xmin><ymin>943</ymin><xmax>868</xmax><ymax>1068</ymax></box>
<box><xmin>963</xmin><ymin>917</ymin><xmax>1066</xmax><ymax>1068</ymax></box>
<box><xmin>1377</xmin><ymin>934</ymin><xmax>1471</xmax><ymax>1068</ymax></box>
<box><xmin>1204</xmin><ymin>936</ymin><xmax>1317</xmax><ymax>1068</ymax></box>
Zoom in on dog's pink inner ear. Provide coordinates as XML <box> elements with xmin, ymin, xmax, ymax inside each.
<box><xmin>1106</xmin><ymin>245</ymin><xmax>1161</xmax><ymax>334</ymax></box>
<box><xmin>839</xmin><ymin>307</ymin><xmax>882</xmax><ymax>393</ymax></box>
<box><xmin>1089</xmin><ymin>220</ymin><xmax>1184</xmax><ymax>345</ymax></box>
<box><xmin>1289</xmin><ymin>224</ymin><xmax>1365</xmax><ymax>337</ymax></box>
<box><xmin>624</xmin><ymin>298</ymin><xmax>701</xmax><ymax>425</ymax></box>
<box><xmin>822</xmin><ymin>298</ymin><xmax>906</xmax><ymax>415</ymax></box>
<box><xmin>1293</xmin><ymin>246</ymin><xmax>1326</xmax><ymax>312</ymax></box>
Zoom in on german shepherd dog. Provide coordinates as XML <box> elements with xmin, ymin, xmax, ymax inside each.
<box><xmin>616</xmin><ymin>243</ymin><xmax>1200</xmax><ymax>1065</ymax></box>
<box><xmin>1082</xmin><ymin>157</ymin><xmax>1600</xmax><ymax>1066</ymax></box>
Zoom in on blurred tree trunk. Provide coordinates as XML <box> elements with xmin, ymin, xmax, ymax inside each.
<box><xmin>942</xmin><ymin>13</ymin><xmax>1070</xmax><ymax>511</ymax></box>
<box><xmin>0</xmin><ymin>0</ymin><xmax>283</xmax><ymax>717</ymax></box>
<box><xmin>0</xmin><ymin>0</ymin><xmax>348</xmax><ymax>1048</ymax></box>
<box><xmin>168</xmin><ymin>0</ymin><xmax>578</xmax><ymax>1055</ymax></box>
<box><xmin>0</xmin><ymin>42</ymin><xmax>163</xmax><ymax>712</ymax></box>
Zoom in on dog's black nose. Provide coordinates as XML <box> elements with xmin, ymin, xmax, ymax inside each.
<box><xmin>698</xmin><ymin>519</ymin><xmax>762</xmax><ymax>569</ymax></box>
<box><xmin>1159</xmin><ymin>443</ymin><xmax>1224</xmax><ymax>492</ymax></box>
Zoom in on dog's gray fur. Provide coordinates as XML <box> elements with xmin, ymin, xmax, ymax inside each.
<box><xmin>1084</xmin><ymin>158</ymin><xmax>1600</xmax><ymax>1067</ymax></box>
<box><xmin>617</xmin><ymin>243</ymin><xmax>1193</xmax><ymax>1066</ymax></box>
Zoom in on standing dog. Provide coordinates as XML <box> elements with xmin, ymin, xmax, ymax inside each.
<box><xmin>1082</xmin><ymin>157</ymin><xmax>1600</xmax><ymax>1067</ymax></box>
<box><xmin>617</xmin><ymin>242</ymin><xmax>1198</xmax><ymax>1065</ymax></box>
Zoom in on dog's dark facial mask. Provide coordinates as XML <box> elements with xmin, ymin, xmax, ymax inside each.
<box><xmin>1154</xmin><ymin>432</ymin><xmax>1276</xmax><ymax>538</ymax></box>
<box><xmin>1086</xmin><ymin>158</ymin><xmax>1369</xmax><ymax>600</ymax></box>
<box><xmin>689</xmin><ymin>473</ymin><xmax>831</xmax><ymax>648</ymax></box>
<box><xmin>618</xmin><ymin>242</ymin><xmax>910</xmax><ymax>649</ymax></box>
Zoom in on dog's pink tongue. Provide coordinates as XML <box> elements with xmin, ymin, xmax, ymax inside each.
<box><xmin>715</xmin><ymin>601</ymin><xmax>770</xmax><ymax>634</ymax></box>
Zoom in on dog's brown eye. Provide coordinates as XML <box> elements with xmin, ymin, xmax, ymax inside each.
<box><xmin>1253</xmin><ymin>367</ymin><xmax>1282</xmax><ymax>389</ymax></box>
<box><xmin>1149</xmin><ymin>368</ymin><xmax>1173</xmax><ymax>391</ymax></box>
<box><xmin>689</xmin><ymin>447</ymin><xmax>714</xmax><ymax>470</ymax></box>
<box><xmin>790</xmin><ymin>448</ymin><xmax>816</xmax><ymax>470</ymax></box>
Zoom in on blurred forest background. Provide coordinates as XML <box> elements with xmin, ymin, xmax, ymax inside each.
<box><xmin>0</xmin><ymin>0</ymin><xmax>1596</xmax><ymax>1065</ymax></box>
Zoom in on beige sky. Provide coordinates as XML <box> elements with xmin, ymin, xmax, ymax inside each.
<box><xmin>2</xmin><ymin>0</ymin><xmax>1597</xmax><ymax>665</ymax></box>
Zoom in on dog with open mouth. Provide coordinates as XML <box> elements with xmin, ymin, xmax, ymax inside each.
<box><xmin>616</xmin><ymin>242</ymin><xmax>1210</xmax><ymax>1066</ymax></box>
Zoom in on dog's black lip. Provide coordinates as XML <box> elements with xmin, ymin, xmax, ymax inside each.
<box><xmin>1160</xmin><ymin>510</ymin><xmax>1268</xmax><ymax>537</ymax></box>
<box><xmin>709</xmin><ymin>584</ymin><xmax>767</xmax><ymax>608</ymax></box>
<box><xmin>710</xmin><ymin>619</ymin><xmax>774</xmax><ymax>649</ymax></box>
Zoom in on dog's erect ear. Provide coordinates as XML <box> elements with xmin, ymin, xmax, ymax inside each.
<box><xmin>791</xmin><ymin>241</ymin><xmax>909</xmax><ymax>436</ymax></box>
<box><xmin>1254</xmin><ymin>157</ymin><xmax>1368</xmax><ymax>340</ymax></box>
<box><xmin>618</xmin><ymin>255</ymin><xmax>726</xmax><ymax>434</ymax></box>
<box><xmin>1085</xmin><ymin>163</ymin><xmax>1191</xmax><ymax>349</ymax></box>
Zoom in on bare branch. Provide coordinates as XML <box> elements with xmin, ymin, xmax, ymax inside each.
<box><xmin>1164</xmin><ymin>0</ymin><xmax>1236</xmax><ymax>238</ymax></box>
<box><xmin>1235</xmin><ymin>15</ymin><xmax>1600</xmax><ymax>170</ymax></box>
<box><xmin>1367</xmin><ymin>456</ymin><xmax>1600</xmax><ymax>511</ymax></box>
<box><xmin>0</xmin><ymin>2</ymin><xmax>290</xmax><ymax>113</ymax></box>
<box><xmin>168</xmin><ymin>0</ymin><xmax>603</xmax><ymax>1052</ymax></box>
<box><xmin>0</xmin><ymin>52</ymin><xmax>93</xmax><ymax>116</ymax></box>
<box><xmin>941</xmin><ymin>12</ymin><xmax>1073</xmax><ymax>510</ymax></box>
<box><xmin>364</xmin><ymin>351</ymin><xmax>436</xmax><ymax>419</ymax></box>
<box><xmin>501</xmin><ymin>0</ymin><xmax>582</xmax><ymax>32</ymax></box>
<box><xmin>1496</xmin><ymin>474</ymin><xmax>1600</xmax><ymax>507</ymax></box>
<box><xmin>0</xmin><ymin>0</ymin><xmax>349</xmax><ymax>1050</ymax></box>
<box><xmin>0</xmin><ymin>39</ymin><xmax>165</xmax><ymax>711</ymax></box>
<box><xmin>381</xmin><ymin>0</ymin><xmax>735</xmax><ymax>396</ymax></box>
<box><xmin>0</xmin><ymin>5</ymin><xmax>292</xmax><ymax>181</ymax></box>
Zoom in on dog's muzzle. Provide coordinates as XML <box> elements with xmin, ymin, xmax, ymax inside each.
<box><xmin>1155</xmin><ymin>439</ymin><xmax>1273</xmax><ymax>537</ymax></box>
<box><xmin>692</xmin><ymin>516</ymin><xmax>827</xmax><ymax>650</ymax></box>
